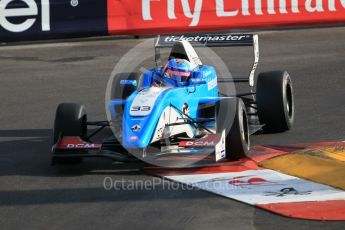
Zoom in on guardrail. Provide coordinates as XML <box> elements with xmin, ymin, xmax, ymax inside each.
<box><xmin>1</xmin><ymin>0</ymin><xmax>345</xmax><ymax>42</ymax></box>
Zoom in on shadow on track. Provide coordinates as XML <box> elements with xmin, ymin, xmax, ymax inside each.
<box><xmin>0</xmin><ymin>129</ymin><xmax>144</xmax><ymax>177</ymax></box>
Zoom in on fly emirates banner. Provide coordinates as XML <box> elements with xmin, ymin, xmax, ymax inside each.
<box><xmin>107</xmin><ymin>0</ymin><xmax>345</xmax><ymax>34</ymax></box>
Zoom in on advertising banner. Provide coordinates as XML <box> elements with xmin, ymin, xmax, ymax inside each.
<box><xmin>108</xmin><ymin>0</ymin><xmax>345</xmax><ymax>34</ymax></box>
<box><xmin>0</xmin><ymin>0</ymin><xmax>107</xmax><ymax>42</ymax></box>
<box><xmin>1</xmin><ymin>0</ymin><xmax>345</xmax><ymax>42</ymax></box>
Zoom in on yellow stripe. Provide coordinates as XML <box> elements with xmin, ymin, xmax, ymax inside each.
<box><xmin>259</xmin><ymin>146</ymin><xmax>345</xmax><ymax>191</ymax></box>
<box><xmin>319</xmin><ymin>146</ymin><xmax>345</xmax><ymax>162</ymax></box>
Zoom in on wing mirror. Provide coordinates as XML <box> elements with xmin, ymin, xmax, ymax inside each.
<box><xmin>120</xmin><ymin>80</ymin><xmax>138</xmax><ymax>87</ymax></box>
<box><xmin>189</xmin><ymin>71</ymin><xmax>206</xmax><ymax>85</ymax></box>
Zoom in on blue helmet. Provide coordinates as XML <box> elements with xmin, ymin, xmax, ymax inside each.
<box><xmin>165</xmin><ymin>58</ymin><xmax>196</xmax><ymax>84</ymax></box>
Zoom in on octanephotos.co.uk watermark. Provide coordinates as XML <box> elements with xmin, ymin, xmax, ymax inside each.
<box><xmin>103</xmin><ymin>176</ymin><xmax>243</xmax><ymax>191</ymax></box>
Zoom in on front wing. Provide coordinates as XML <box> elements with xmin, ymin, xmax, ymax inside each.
<box><xmin>51</xmin><ymin>131</ymin><xmax>226</xmax><ymax>164</ymax></box>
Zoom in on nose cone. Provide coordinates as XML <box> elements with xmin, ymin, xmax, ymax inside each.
<box><xmin>122</xmin><ymin>121</ymin><xmax>152</xmax><ymax>149</ymax></box>
<box><xmin>122</xmin><ymin>87</ymin><xmax>169</xmax><ymax>149</ymax></box>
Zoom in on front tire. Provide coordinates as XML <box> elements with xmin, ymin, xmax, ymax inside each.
<box><xmin>109</xmin><ymin>72</ymin><xmax>143</xmax><ymax>144</ymax></box>
<box><xmin>110</xmin><ymin>72</ymin><xmax>143</xmax><ymax>100</ymax></box>
<box><xmin>53</xmin><ymin>103</ymin><xmax>87</xmax><ymax>164</ymax></box>
<box><xmin>217</xmin><ymin>98</ymin><xmax>250</xmax><ymax>160</ymax></box>
<box><xmin>256</xmin><ymin>71</ymin><xmax>294</xmax><ymax>132</ymax></box>
<box><xmin>54</xmin><ymin>103</ymin><xmax>87</xmax><ymax>143</ymax></box>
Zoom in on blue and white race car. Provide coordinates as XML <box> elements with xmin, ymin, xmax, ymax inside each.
<box><xmin>52</xmin><ymin>34</ymin><xmax>294</xmax><ymax>164</ymax></box>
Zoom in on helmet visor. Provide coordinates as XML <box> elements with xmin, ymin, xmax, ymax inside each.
<box><xmin>166</xmin><ymin>69</ymin><xmax>191</xmax><ymax>82</ymax></box>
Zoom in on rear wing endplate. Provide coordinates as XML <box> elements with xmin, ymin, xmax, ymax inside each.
<box><xmin>154</xmin><ymin>34</ymin><xmax>259</xmax><ymax>87</ymax></box>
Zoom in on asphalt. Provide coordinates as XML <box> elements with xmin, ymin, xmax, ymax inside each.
<box><xmin>0</xmin><ymin>27</ymin><xmax>345</xmax><ymax>230</ymax></box>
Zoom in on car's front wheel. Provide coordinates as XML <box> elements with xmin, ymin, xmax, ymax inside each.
<box><xmin>216</xmin><ymin>98</ymin><xmax>250</xmax><ymax>160</ymax></box>
<box><xmin>110</xmin><ymin>72</ymin><xmax>143</xmax><ymax>100</ymax></box>
<box><xmin>53</xmin><ymin>103</ymin><xmax>87</xmax><ymax>164</ymax></box>
<box><xmin>53</xmin><ymin>103</ymin><xmax>87</xmax><ymax>143</ymax></box>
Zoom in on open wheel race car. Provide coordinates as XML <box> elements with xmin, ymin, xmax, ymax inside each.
<box><xmin>51</xmin><ymin>34</ymin><xmax>294</xmax><ymax>165</ymax></box>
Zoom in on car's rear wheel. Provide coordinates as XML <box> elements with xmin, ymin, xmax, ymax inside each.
<box><xmin>217</xmin><ymin>98</ymin><xmax>250</xmax><ymax>160</ymax></box>
<box><xmin>53</xmin><ymin>103</ymin><xmax>87</xmax><ymax>164</ymax></box>
<box><xmin>256</xmin><ymin>71</ymin><xmax>294</xmax><ymax>132</ymax></box>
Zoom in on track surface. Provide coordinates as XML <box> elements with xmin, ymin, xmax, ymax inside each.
<box><xmin>1</xmin><ymin>27</ymin><xmax>345</xmax><ymax>229</ymax></box>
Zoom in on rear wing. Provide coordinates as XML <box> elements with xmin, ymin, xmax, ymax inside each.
<box><xmin>154</xmin><ymin>34</ymin><xmax>259</xmax><ymax>87</ymax></box>
<box><xmin>155</xmin><ymin>34</ymin><xmax>256</xmax><ymax>47</ymax></box>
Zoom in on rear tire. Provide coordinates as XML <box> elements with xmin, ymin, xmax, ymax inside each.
<box><xmin>256</xmin><ymin>71</ymin><xmax>294</xmax><ymax>132</ymax></box>
<box><xmin>217</xmin><ymin>98</ymin><xmax>250</xmax><ymax>160</ymax></box>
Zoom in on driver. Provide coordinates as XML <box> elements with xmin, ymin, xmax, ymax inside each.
<box><xmin>151</xmin><ymin>58</ymin><xmax>197</xmax><ymax>87</ymax></box>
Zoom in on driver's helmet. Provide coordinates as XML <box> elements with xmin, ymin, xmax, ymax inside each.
<box><xmin>165</xmin><ymin>58</ymin><xmax>196</xmax><ymax>85</ymax></box>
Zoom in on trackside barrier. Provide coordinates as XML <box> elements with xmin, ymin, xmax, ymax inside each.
<box><xmin>108</xmin><ymin>0</ymin><xmax>345</xmax><ymax>34</ymax></box>
<box><xmin>1</xmin><ymin>0</ymin><xmax>345</xmax><ymax>42</ymax></box>
<box><xmin>0</xmin><ymin>0</ymin><xmax>108</xmax><ymax>42</ymax></box>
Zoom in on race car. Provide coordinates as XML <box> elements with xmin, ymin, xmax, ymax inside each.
<box><xmin>51</xmin><ymin>34</ymin><xmax>294</xmax><ymax>165</ymax></box>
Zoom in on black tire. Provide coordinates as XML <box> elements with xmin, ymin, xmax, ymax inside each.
<box><xmin>53</xmin><ymin>103</ymin><xmax>87</xmax><ymax>164</ymax></box>
<box><xmin>53</xmin><ymin>103</ymin><xmax>87</xmax><ymax>144</ymax></box>
<box><xmin>109</xmin><ymin>72</ymin><xmax>142</xmax><ymax>144</ymax></box>
<box><xmin>217</xmin><ymin>98</ymin><xmax>250</xmax><ymax>160</ymax></box>
<box><xmin>111</xmin><ymin>72</ymin><xmax>143</xmax><ymax>100</ymax></box>
<box><xmin>256</xmin><ymin>71</ymin><xmax>294</xmax><ymax>132</ymax></box>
